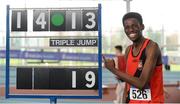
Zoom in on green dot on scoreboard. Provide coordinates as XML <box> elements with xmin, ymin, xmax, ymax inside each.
<box><xmin>51</xmin><ymin>13</ymin><xmax>64</xmax><ymax>26</ymax></box>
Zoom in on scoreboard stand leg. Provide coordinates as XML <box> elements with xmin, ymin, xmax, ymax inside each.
<box><xmin>50</xmin><ymin>97</ymin><xmax>57</xmax><ymax>104</ymax></box>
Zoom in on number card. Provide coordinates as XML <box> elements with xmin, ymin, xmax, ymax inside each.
<box><xmin>65</xmin><ymin>10</ymin><xmax>82</xmax><ymax>31</ymax></box>
<box><xmin>50</xmin><ymin>10</ymin><xmax>66</xmax><ymax>31</ymax></box>
<box><xmin>33</xmin><ymin>10</ymin><xmax>49</xmax><ymax>31</ymax></box>
<box><xmin>11</xmin><ymin>10</ymin><xmax>27</xmax><ymax>31</ymax></box>
<box><xmin>83</xmin><ymin>10</ymin><xmax>98</xmax><ymax>31</ymax></box>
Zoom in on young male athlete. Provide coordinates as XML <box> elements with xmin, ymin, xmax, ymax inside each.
<box><xmin>103</xmin><ymin>12</ymin><xmax>164</xmax><ymax>103</ymax></box>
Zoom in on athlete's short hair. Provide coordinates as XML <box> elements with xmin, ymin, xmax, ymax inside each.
<box><xmin>122</xmin><ymin>12</ymin><xmax>143</xmax><ymax>25</ymax></box>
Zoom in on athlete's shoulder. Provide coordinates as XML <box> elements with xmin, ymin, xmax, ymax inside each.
<box><xmin>146</xmin><ymin>39</ymin><xmax>161</xmax><ymax>56</ymax></box>
<box><xmin>146</xmin><ymin>39</ymin><xmax>159</xmax><ymax>50</ymax></box>
<box><xmin>126</xmin><ymin>45</ymin><xmax>131</xmax><ymax>52</ymax></box>
<box><xmin>125</xmin><ymin>45</ymin><xmax>131</xmax><ymax>60</ymax></box>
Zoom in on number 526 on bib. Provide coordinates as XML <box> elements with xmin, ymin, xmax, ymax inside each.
<box><xmin>130</xmin><ymin>87</ymin><xmax>151</xmax><ymax>101</ymax></box>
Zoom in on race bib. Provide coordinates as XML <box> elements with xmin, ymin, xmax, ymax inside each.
<box><xmin>130</xmin><ymin>87</ymin><xmax>151</xmax><ymax>101</ymax></box>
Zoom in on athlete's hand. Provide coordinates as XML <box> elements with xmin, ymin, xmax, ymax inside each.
<box><xmin>102</xmin><ymin>55</ymin><xmax>116</xmax><ymax>71</ymax></box>
<box><xmin>164</xmin><ymin>88</ymin><xmax>170</xmax><ymax>99</ymax></box>
<box><xmin>115</xmin><ymin>76</ymin><xmax>121</xmax><ymax>80</ymax></box>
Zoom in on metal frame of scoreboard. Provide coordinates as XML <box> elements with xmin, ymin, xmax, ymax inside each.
<box><xmin>5</xmin><ymin>4</ymin><xmax>102</xmax><ymax>102</ymax></box>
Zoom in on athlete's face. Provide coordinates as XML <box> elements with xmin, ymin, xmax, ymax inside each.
<box><xmin>123</xmin><ymin>18</ymin><xmax>144</xmax><ymax>42</ymax></box>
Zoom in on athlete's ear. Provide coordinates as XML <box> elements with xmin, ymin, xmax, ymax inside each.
<box><xmin>141</xmin><ymin>24</ymin><xmax>145</xmax><ymax>30</ymax></box>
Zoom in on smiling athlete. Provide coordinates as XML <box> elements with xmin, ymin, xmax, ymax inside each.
<box><xmin>103</xmin><ymin>12</ymin><xmax>164</xmax><ymax>103</ymax></box>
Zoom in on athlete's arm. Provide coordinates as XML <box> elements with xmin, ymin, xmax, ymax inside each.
<box><xmin>103</xmin><ymin>42</ymin><xmax>161</xmax><ymax>89</ymax></box>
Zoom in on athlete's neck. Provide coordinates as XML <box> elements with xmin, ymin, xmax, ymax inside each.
<box><xmin>133</xmin><ymin>36</ymin><xmax>145</xmax><ymax>48</ymax></box>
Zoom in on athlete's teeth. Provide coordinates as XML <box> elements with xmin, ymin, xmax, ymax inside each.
<box><xmin>130</xmin><ymin>33</ymin><xmax>135</xmax><ymax>38</ymax></box>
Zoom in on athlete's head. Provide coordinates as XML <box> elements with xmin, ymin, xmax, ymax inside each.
<box><xmin>115</xmin><ymin>45</ymin><xmax>123</xmax><ymax>56</ymax></box>
<box><xmin>122</xmin><ymin>12</ymin><xmax>144</xmax><ymax>42</ymax></box>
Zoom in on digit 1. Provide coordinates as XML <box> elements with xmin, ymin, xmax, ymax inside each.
<box><xmin>72</xmin><ymin>12</ymin><xmax>76</xmax><ymax>29</ymax></box>
<box><xmin>17</xmin><ymin>12</ymin><xmax>21</xmax><ymax>28</ymax></box>
<box><xmin>72</xmin><ymin>71</ymin><xmax>76</xmax><ymax>88</ymax></box>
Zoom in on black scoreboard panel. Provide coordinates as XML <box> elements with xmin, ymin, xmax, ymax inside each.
<box><xmin>65</xmin><ymin>10</ymin><xmax>82</xmax><ymax>31</ymax></box>
<box><xmin>49</xmin><ymin>68</ymin><xmax>70</xmax><ymax>89</ymax></box>
<box><xmin>83</xmin><ymin>10</ymin><xmax>98</xmax><ymax>31</ymax></box>
<box><xmin>16</xmin><ymin>67</ymin><xmax>98</xmax><ymax>90</ymax></box>
<box><xmin>11</xmin><ymin>9</ymin><xmax>98</xmax><ymax>31</ymax></box>
<box><xmin>11</xmin><ymin>10</ymin><xmax>27</xmax><ymax>31</ymax></box>
<box><xmin>75</xmin><ymin>68</ymin><xmax>98</xmax><ymax>89</ymax></box>
<box><xmin>50</xmin><ymin>10</ymin><xmax>66</xmax><ymax>31</ymax></box>
<box><xmin>17</xmin><ymin>67</ymin><xmax>32</xmax><ymax>89</ymax></box>
<box><xmin>33</xmin><ymin>10</ymin><xmax>49</xmax><ymax>31</ymax></box>
<box><xmin>34</xmin><ymin>68</ymin><xmax>50</xmax><ymax>89</ymax></box>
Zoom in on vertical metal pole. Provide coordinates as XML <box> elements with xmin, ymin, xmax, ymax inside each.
<box><xmin>6</xmin><ymin>5</ymin><xmax>10</xmax><ymax>98</ymax></box>
<box><xmin>98</xmin><ymin>3</ymin><xmax>102</xmax><ymax>98</ymax></box>
<box><xmin>124</xmin><ymin>0</ymin><xmax>132</xmax><ymax>13</ymax></box>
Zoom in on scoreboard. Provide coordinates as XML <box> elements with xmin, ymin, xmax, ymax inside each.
<box><xmin>6</xmin><ymin>4</ymin><xmax>102</xmax><ymax>99</ymax></box>
<box><xmin>11</xmin><ymin>9</ymin><xmax>98</xmax><ymax>31</ymax></box>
